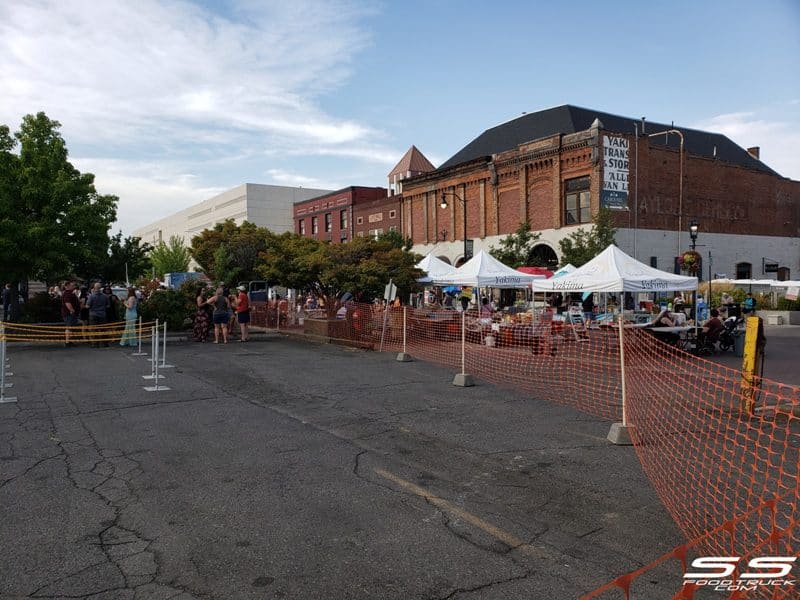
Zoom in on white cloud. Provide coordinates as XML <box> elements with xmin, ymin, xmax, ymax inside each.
<box><xmin>0</xmin><ymin>0</ymin><xmax>410</xmax><ymax>235</ymax></box>
<box><xmin>0</xmin><ymin>0</ymin><xmax>376</xmax><ymax>149</ymax></box>
<box><xmin>693</xmin><ymin>108</ymin><xmax>800</xmax><ymax>180</ymax></box>
<box><xmin>265</xmin><ymin>168</ymin><xmax>342</xmax><ymax>190</ymax></box>
<box><xmin>73</xmin><ymin>157</ymin><xmax>226</xmax><ymax>235</ymax></box>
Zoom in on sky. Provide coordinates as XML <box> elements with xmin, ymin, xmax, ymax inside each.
<box><xmin>1</xmin><ymin>0</ymin><xmax>799</xmax><ymax>236</ymax></box>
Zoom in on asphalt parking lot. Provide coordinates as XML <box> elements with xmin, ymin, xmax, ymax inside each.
<box><xmin>0</xmin><ymin>330</ymin><xmax>761</xmax><ymax>599</ymax></box>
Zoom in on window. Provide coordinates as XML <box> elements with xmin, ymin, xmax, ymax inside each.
<box><xmin>389</xmin><ymin>209</ymin><xmax>397</xmax><ymax>219</ymax></box>
<box><xmin>650</xmin><ymin>256</ymin><xmax>657</xmax><ymax>268</ymax></box>
<box><xmin>299</xmin><ymin>219</ymin><xmax>305</xmax><ymax>235</ymax></box>
<box><xmin>357</xmin><ymin>231</ymin><xmax>365</xmax><ymax>237</ymax></box>
<box><xmin>736</xmin><ymin>262</ymin><xmax>752</xmax><ymax>279</ymax></box>
<box><xmin>564</xmin><ymin>176</ymin><xmax>591</xmax><ymax>225</ymax></box>
<box><xmin>325</xmin><ymin>213</ymin><xmax>332</xmax><ymax>232</ymax></box>
<box><xmin>312</xmin><ymin>216</ymin><xmax>318</xmax><ymax>234</ymax></box>
<box><xmin>357</xmin><ymin>216</ymin><xmax>363</xmax><ymax>225</ymax></box>
<box><xmin>389</xmin><ymin>225</ymin><xmax>398</xmax><ymax>232</ymax></box>
<box><xmin>340</xmin><ymin>210</ymin><xmax>348</xmax><ymax>230</ymax></box>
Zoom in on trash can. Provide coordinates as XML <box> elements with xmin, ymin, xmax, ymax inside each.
<box><xmin>733</xmin><ymin>330</ymin><xmax>746</xmax><ymax>357</ymax></box>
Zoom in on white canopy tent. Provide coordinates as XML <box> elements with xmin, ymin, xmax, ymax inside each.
<box><xmin>432</xmin><ymin>250</ymin><xmax>547</xmax><ymax>288</ymax></box>
<box><xmin>551</xmin><ymin>264</ymin><xmax>576</xmax><ymax>279</ymax></box>
<box><xmin>415</xmin><ymin>252</ymin><xmax>457</xmax><ymax>283</ymax></box>
<box><xmin>532</xmin><ymin>245</ymin><xmax>698</xmax><ymax>293</ymax></box>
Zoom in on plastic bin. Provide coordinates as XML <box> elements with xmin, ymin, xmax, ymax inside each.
<box><xmin>733</xmin><ymin>330</ymin><xmax>746</xmax><ymax>357</ymax></box>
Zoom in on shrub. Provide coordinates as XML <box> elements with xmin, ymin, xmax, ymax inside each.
<box><xmin>138</xmin><ymin>289</ymin><xmax>193</xmax><ymax>331</ymax></box>
<box><xmin>777</xmin><ymin>297</ymin><xmax>800</xmax><ymax>311</ymax></box>
<box><xmin>22</xmin><ymin>292</ymin><xmax>61</xmax><ymax>323</ymax></box>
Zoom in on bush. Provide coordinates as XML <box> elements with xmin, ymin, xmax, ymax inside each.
<box><xmin>22</xmin><ymin>292</ymin><xmax>61</xmax><ymax>323</ymax></box>
<box><xmin>777</xmin><ymin>297</ymin><xmax>800</xmax><ymax>311</ymax></box>
<box><xmin>138</xmin><ymin>289</ymin><xmax>193</xmax><ymax>331</ymax></box>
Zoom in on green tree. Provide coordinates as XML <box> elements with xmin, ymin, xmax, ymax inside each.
<box><xmin>106</xmin><ymin>233</ymin><xmax>153</xmax><ymax>283</ymax></box>
<box><xmin>258</xmin><ymin>234</ymin><xmax>422</xmax><ymax>318</ymax></box>
<box><xmin>376</xmin><ymin>229</ymin><xmax>414</xmax><ymax>251</ymax></box>
<box><xmin>190</xmin><ymin>220</ymin><xmax>270</xmax><ymax>283</ymax></box>
<box><xmin>0</xmin><ymin>113</ymin><xmax>117</xmax><ymax>317</ymax></box>
<box><xmin>488</xmin><ymin>221</ymin><xmax>543</xmax><ymax>268</ymax></box>
<box><xmin>558</xmin><ymin>208</ymin><xmax>618</xmax><ymax>267</ymax></box>
<box><xmin>149</xmin><ymin>235</ymin><xmax>191</xmax><ymax>277</ymax></box>
<box><xmin>212</xmin><ymin>244</ymin><xmax>236</xmax><ymax>287</ymax></box>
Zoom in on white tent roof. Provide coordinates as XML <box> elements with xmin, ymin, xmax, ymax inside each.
<box><xmin>432</xmin><ymin>250</ymin><xmax>547</xmax><ymax>288</ymax></box>
<box><xmin>415</xmin><ymin>253</ymin><xmax>457</xmax><ymax>283</ymax></box>
<box><xmin>531</xmin><ymin>245</ymin><xmax>698</xmax><ymax>293</ymax></box>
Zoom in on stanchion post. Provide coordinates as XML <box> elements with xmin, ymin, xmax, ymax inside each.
<box><xmin>142</xmin><ymin>325</ymin><xmax>164</xmax><ymax>381</ymax></box>
<box><xmin>160</xmin><ymin>321</ymin><xmax>174</xmax><ymax>368</ymax></box>
<box><xmin>150</xmin><ymin>319</ymin><xmax>159</xmax><ymax>363</ymax></box>
<box><xmin>396</xmin><ymin>306</ymin><xmax>412</xmax><ymax>362</ymax></box>
<box><xmin>144</xmin><ymin>324</ymin><xmax>170</xmax><ymax>392</ymax></box>
<box><xmin>608</xmin><ymin>314</ymin><xmax>632</xmax><ymax>445</ymax></box>
<box><xmin>0</xmin><ymin>329</ymin><xmax>17</xmax><ymax>403</ymax></box>
<box><xmin>452</xmin><ymin>309</ymin><xmax>474</xmax><ymax>387</ymax></box>
<box><xmin>132</xmin><ymin>316</ymin><xmax>147</xmax><ymax>356</ymax></box>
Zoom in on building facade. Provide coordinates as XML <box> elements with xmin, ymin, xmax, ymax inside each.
<box><xmin>400</xmin><ymin>105</ymin><xmax>800</xmax><ymax>276</ymax></box>
<box><xmin>134</xmin><ymin>183</ymin><xmax>332</xmax><ymax>249</ymax></box>
<box><xmin>352</xmin><ymin>195</ymin><xmax>401</xmax><ymax>238</ymax></box>
<box><xmin>293</xmin><ymin>186</ymin><xmax>390</xmax><ymax>243</ymax></box>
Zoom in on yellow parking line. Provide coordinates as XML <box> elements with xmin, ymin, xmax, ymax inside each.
<box><xmin>374</xmin><ymin>467</ymin><xmax>551</xmax><ymax>558</ymax></box>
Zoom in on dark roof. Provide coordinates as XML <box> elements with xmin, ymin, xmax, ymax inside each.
<box><xmin>438</xmin><ymin>105</ymin><xmax>779</xmax><ymax>176</ymax></box>
<box><xmin>388</xmin><ymin>145</ymin><xmax>435</xmax><ymax>177</ymax></box>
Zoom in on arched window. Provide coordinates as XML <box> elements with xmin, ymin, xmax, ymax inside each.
<box><xmin>736</xmin><ymin>262</ymin><xmax>752</xmax><ymax>279</ymax></box>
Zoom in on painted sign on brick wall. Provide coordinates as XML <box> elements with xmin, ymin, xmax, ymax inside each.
<box><xmin>602</xmin><ymin>135</ymin><xmax>629</xmax><ymax>210</ymax></box>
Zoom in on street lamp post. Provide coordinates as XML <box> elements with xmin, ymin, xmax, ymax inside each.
<box><xmin>689</xmin><ymin>219</ymin><xmax>699</xmax><ymax>250</ymax></box>
<box><xmin>440</xmin><ymin>191</ymin><xmax>469</xmax><ymax>263</ymax></box>
<box><xmin>648</xmin><ymin>129</ymin><xmax>685</xmax><ymax>260</ymax></box>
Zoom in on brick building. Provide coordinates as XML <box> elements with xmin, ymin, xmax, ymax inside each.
<box><xmin>400</xmin><ymin>105</ymin><xmax>800</xmax><ymax>276</ymax></box>
<box><xmin>293</xmin><ymin>186</ymin><xmax>388</xmax><ymax>243</ymax></box>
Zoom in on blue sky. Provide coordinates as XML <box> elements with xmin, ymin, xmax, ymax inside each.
<box><xmin>1</xmin><ymin>0</ymin><xmax>798</xmax><ymax>235</ymax></box>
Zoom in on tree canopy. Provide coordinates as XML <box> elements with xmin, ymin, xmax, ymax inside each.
<box><xmin>190</xmin><ymin>220</ymin><xmax>270</xmax><ymax>284</ymax></box>
<box><xmin>0</xmin><ymin>112</ymin><xmax>117</xmax><ymax>284</ymax></box>
<box><xmin>103</xmin><ymin>232</ymin><xmax>152</xmax><ymax>284</ymax></box>
<box><xmin>558</xmin><ymin>208</ymin><xmax>618</xmax><ymax>267</ymax></box>
<box><xmin>488</xmin><ymin>221</ymin><xmax>543</xmax><ymax>268</ymax></box>
<box><xmin>258</xmin><ymin>234</ymin><xmax>422</xmax><ymax>318</ymax></box>
<box><xmin>149</xmin><ymin>235</ymin><xmax>191</xmax><ymax>277</ymax></box>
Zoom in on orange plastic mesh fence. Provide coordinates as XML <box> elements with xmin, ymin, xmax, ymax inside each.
<box><xmin>299</xmin><ymin>304</ymin><xmax>800</xmax><ymax>597</ymax></box>
<box><xmin>1</xmin><ymin>320</ymin><xmax>157</xmax><ymax>343</ymax></box>
<box><xmin>582</xmin><ymin>494</ymin><xmax>800</xmax><ymax>599</ymax></box>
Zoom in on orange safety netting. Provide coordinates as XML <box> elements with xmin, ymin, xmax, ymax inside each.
<box><xmin>292</xmin><ymin>303</ymin><xmax>800</xmax><ymax>597</ymax></box>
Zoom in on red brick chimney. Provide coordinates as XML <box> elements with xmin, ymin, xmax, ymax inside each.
<box><xmin>747</xmin><ymin>146</ymin><xmax>760</xmax><ymax>159</ymax></box>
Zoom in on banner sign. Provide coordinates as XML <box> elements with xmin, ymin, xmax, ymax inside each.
<box><xmin>602</xmin><ymin>135</ymin><xmax>629</xmax><ymax>210</ymax></box>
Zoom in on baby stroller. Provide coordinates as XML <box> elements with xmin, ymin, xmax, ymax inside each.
<box><xmin>718</xmin><ymin>316</ymin><xmax>743</xmax><ymax>352</ymax></box>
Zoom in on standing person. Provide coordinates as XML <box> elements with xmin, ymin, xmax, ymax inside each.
<box><xmin>2</xmin><ymin>283</ymin><xmax>11</xmax><ymax>321</ymax></box>
<box><xmin>208</xmin><ymin>286</ymin><xmax>230</xmax><ymax>344</ymax></box>
<box><xmin>192</xmin><ymin>286</ymin><xmax>211</xmax><ymax>342</ymax></box>
<box><xmin>78</xmin><ymin>285</ymin><xmax>90</xmax><ymax>342</ymax></box>
<box><xmin>61</xmin><ymin>281</ymin><xmax>79</xmax><ymax>347</ymax></box>
<box><xmin>103</xmin><ymin>286</ymin><xmax>120</xmax><ymax>324</ymax></box>
<box><xmin>86</xmin><ymin>282</ymin><xmax>110</xmax><ymax>347</ymax></box>
<box><xmin>119</xmin><ymin>288</ymin><xmax>139</xmax><ymax>347</ymax></box>
<box><xmin>581</xmin><ymin>293</ymin><xmax>594</xmax><ymax>323</ymax></box>
<box><xmin>235</xmin><ymin>285</ymin><xmax>250</xmax><ymax>342</ymax></box>
<box><xmin>743</xmin><ymin>292</ymin><xmax>757</xmax><ymax>315</ymax></box>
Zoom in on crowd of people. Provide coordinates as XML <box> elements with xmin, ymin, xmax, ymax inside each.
<box><xmin>54</xmin><ymin>280</ymin><xmax>139</xmax><ymax>348</ymax></box>
<box><xmin>192</xmin><ymin>284</ymin><xmax>250</xmax><ymax>344</ymax></box>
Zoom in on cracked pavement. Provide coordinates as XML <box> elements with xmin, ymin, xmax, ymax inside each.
<box><xmin>1</xmin><ymin>335</ymin><xmax>684</xmax><ymax>599</ymax></box>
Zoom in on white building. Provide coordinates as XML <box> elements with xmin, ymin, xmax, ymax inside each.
<box><xmin>133</xmin><ymin>183</ymin><xmax>332</xmax><ymax>248</ymax></box>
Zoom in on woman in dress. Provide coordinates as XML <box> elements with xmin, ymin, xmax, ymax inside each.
<box><xmin>119</xmin><ymin>288</ymin><xmax>139</xmax><ymax>346</ymax></box>
<box><xmin>208</xmin><ymin>287</ymin><xmax>230</xmax><ymax>344</ymax></box>
<box><xmin>193</xmin><ymin>287</ymin><xmax>211</xmax><ymax>342</ymax></box>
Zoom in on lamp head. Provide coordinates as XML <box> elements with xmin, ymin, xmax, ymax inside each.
<box><xmin>689</xmin><ymin>219</ymin><xmax>699</xmax><ymax>240</ymax></box>
<box><xmin>440</xmin><ymin>195</ymin><xmax>448</xmax><ymax>209</ymax></box>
